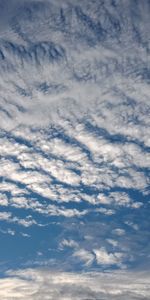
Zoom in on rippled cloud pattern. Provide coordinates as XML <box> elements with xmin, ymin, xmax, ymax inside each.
<box><xmin>0</xmin><ymin>0</ymin><xmax>150</xmax><ymax>299</ymax></box>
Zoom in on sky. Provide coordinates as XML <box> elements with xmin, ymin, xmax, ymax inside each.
<box><xmin>0</xmin><ymin>0</ymin><xmax>150</xmax><ymax>299</ymax></box>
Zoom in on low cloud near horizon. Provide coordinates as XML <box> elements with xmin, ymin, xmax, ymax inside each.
<box><xmin>0</xmin><ymin>268</ymin><xmax>150</xmax><ymax>300</ymax></box>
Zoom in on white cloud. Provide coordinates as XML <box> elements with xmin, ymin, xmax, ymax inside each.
<box><xmin>0</xmin><ymin>0</ymin><xmax>149</xmax><ymax>270</ymax></box>
<box><xmin>107</xmin><ymin>239</ymin><xmax>118</xmax><ymax>247</ymax></box>
<box><xmin>0</xmin><ymin>210</ymin><xmax>37</xmax><ymax>227</ymax></box>
<box><xmin>124</xmin><ymin>221</ymin><xmax>139</xmax><ymax>231</ymax></box>
<box><xmin>73</xmin><ymin>249</ymin><xmax>94</xmax><ymax>266</ymax></box>
<box><xmin>38</xmin><ymin>137</ymin><xmax>87</xmax><ymax>163</ymax></box>
<box><xmin>97</xmin><ymin>192</ymin><xmax>132</xmax><ymax>207</ymax></box>
<box><xmin>96</xmin><ymin>207</ymin><xmax>115</xmax><ymax>215</ymax></box>
<box><xmin>94</xmin><ymin>247</ymin><xmax>124</xmax><ymax>267</ymax></box>
<box><xmin>0</xmin><ymin>107</ymin><xmax>148</xmax><ymax>227</ymax></box>
<box><xmin>13</xmin><ymin>217</ymin><xmax>37</xmax><ymax>227</ymax></box>
<box><xmin>21</xmin><ymin>233</ymin><xmax>31</xmax><ymax>238</ymax></box>
<box><xmin>47</xmin><ymin>206</ymin><xmax>88</xmax><ymax>218</ymax></box>
<box><xmin>0</xmin><ymin>228</ymin><xmax>16</xmax><ymax>236</ymax></box>
<box><xmin>0</xmin><ymin>212</ymin><xmax>12</xmax><ymax>221</ymax></box>
<box><xmin>113</xmin><ymin>228</ymin><xmax>126</xmax><ymax>236</ymax></box>
<box><xmin>0</xmin><ymin>268</ymin><xmax>149</xmax><ymax>300</ymax></box>
<box><xmin>59</xmin><ymin>239</ymin><xmax>79</xmax><ymax>250</ymax></box>
<box><xmin>0</xmin><ymin>193</ymin><xmax>8</xmax><ymax>206</ymax></box>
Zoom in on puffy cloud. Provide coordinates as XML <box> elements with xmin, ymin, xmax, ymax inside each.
<box><xmin>0</xmin><ymin>193</ymin><xmax>9</xmax><ymax>206</ymax></box>
<box><xmin>0</xmin><ymin>210</ymin><xmax>37</xmax><ymax>227</ymax></box>
<box><xmin>93</xmin><ymin>247</ymin><xmax>124</xmax><ymax>267</ymax></box>
<box><xmin>73</xmin><ymin>248</ymin><xmax>94</xmax><ymax>266</ymax></box>
<box><xmin>59</xmin><ymin>239</ymin><xmax>79</xmax><ymax>250</ymax></box>
<box><xmin>12</xmin><ymin>217</ymin><xmax>37</xmax><ymax>227</ymax></box>
<box><xmin>1</xmin><ymin>126</ymin><xmax>147</xmax><ymax>228</ymax></box>
<box><xmin>0</xmin><ymin>212</ymin><xmax>12</xmax><ymax>221</ymax></box>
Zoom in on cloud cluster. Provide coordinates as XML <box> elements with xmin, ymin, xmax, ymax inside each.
<box><xmin>0</xmin><ymin>119</ymin><xmax>149</xmax><ymax>227</ymax></box>
<box><xmin>0</xmin><ymin>0</ymin><xmax>149</xmax><ymax>280</ymax></box>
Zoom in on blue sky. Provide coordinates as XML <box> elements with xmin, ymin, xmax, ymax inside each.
<box><xmin>0</xmin><ymin>0</ymin><xmax>150</xmax><ymax>299</ymax></box>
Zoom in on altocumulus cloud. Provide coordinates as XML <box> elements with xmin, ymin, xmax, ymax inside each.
<box><xmin>0</xmin><ymin>0</ymin><xmax>150</xmax><ymax>297</ymax></box>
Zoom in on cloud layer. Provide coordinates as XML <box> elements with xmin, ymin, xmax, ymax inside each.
<box><xmin>0</xmin><ymin>0</ymin><xmax>149</xmax><ymax>296</ymax></box>
<box><xmin>0</xmin><ymin>268</ymin><xmax>150</xmax><ymax>300</ymax></box>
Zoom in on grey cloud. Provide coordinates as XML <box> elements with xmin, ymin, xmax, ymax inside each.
<box><xmin>0</xmin><ymin>268</ymin><xmax>149</xmax><ymax>300</ymax></box>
